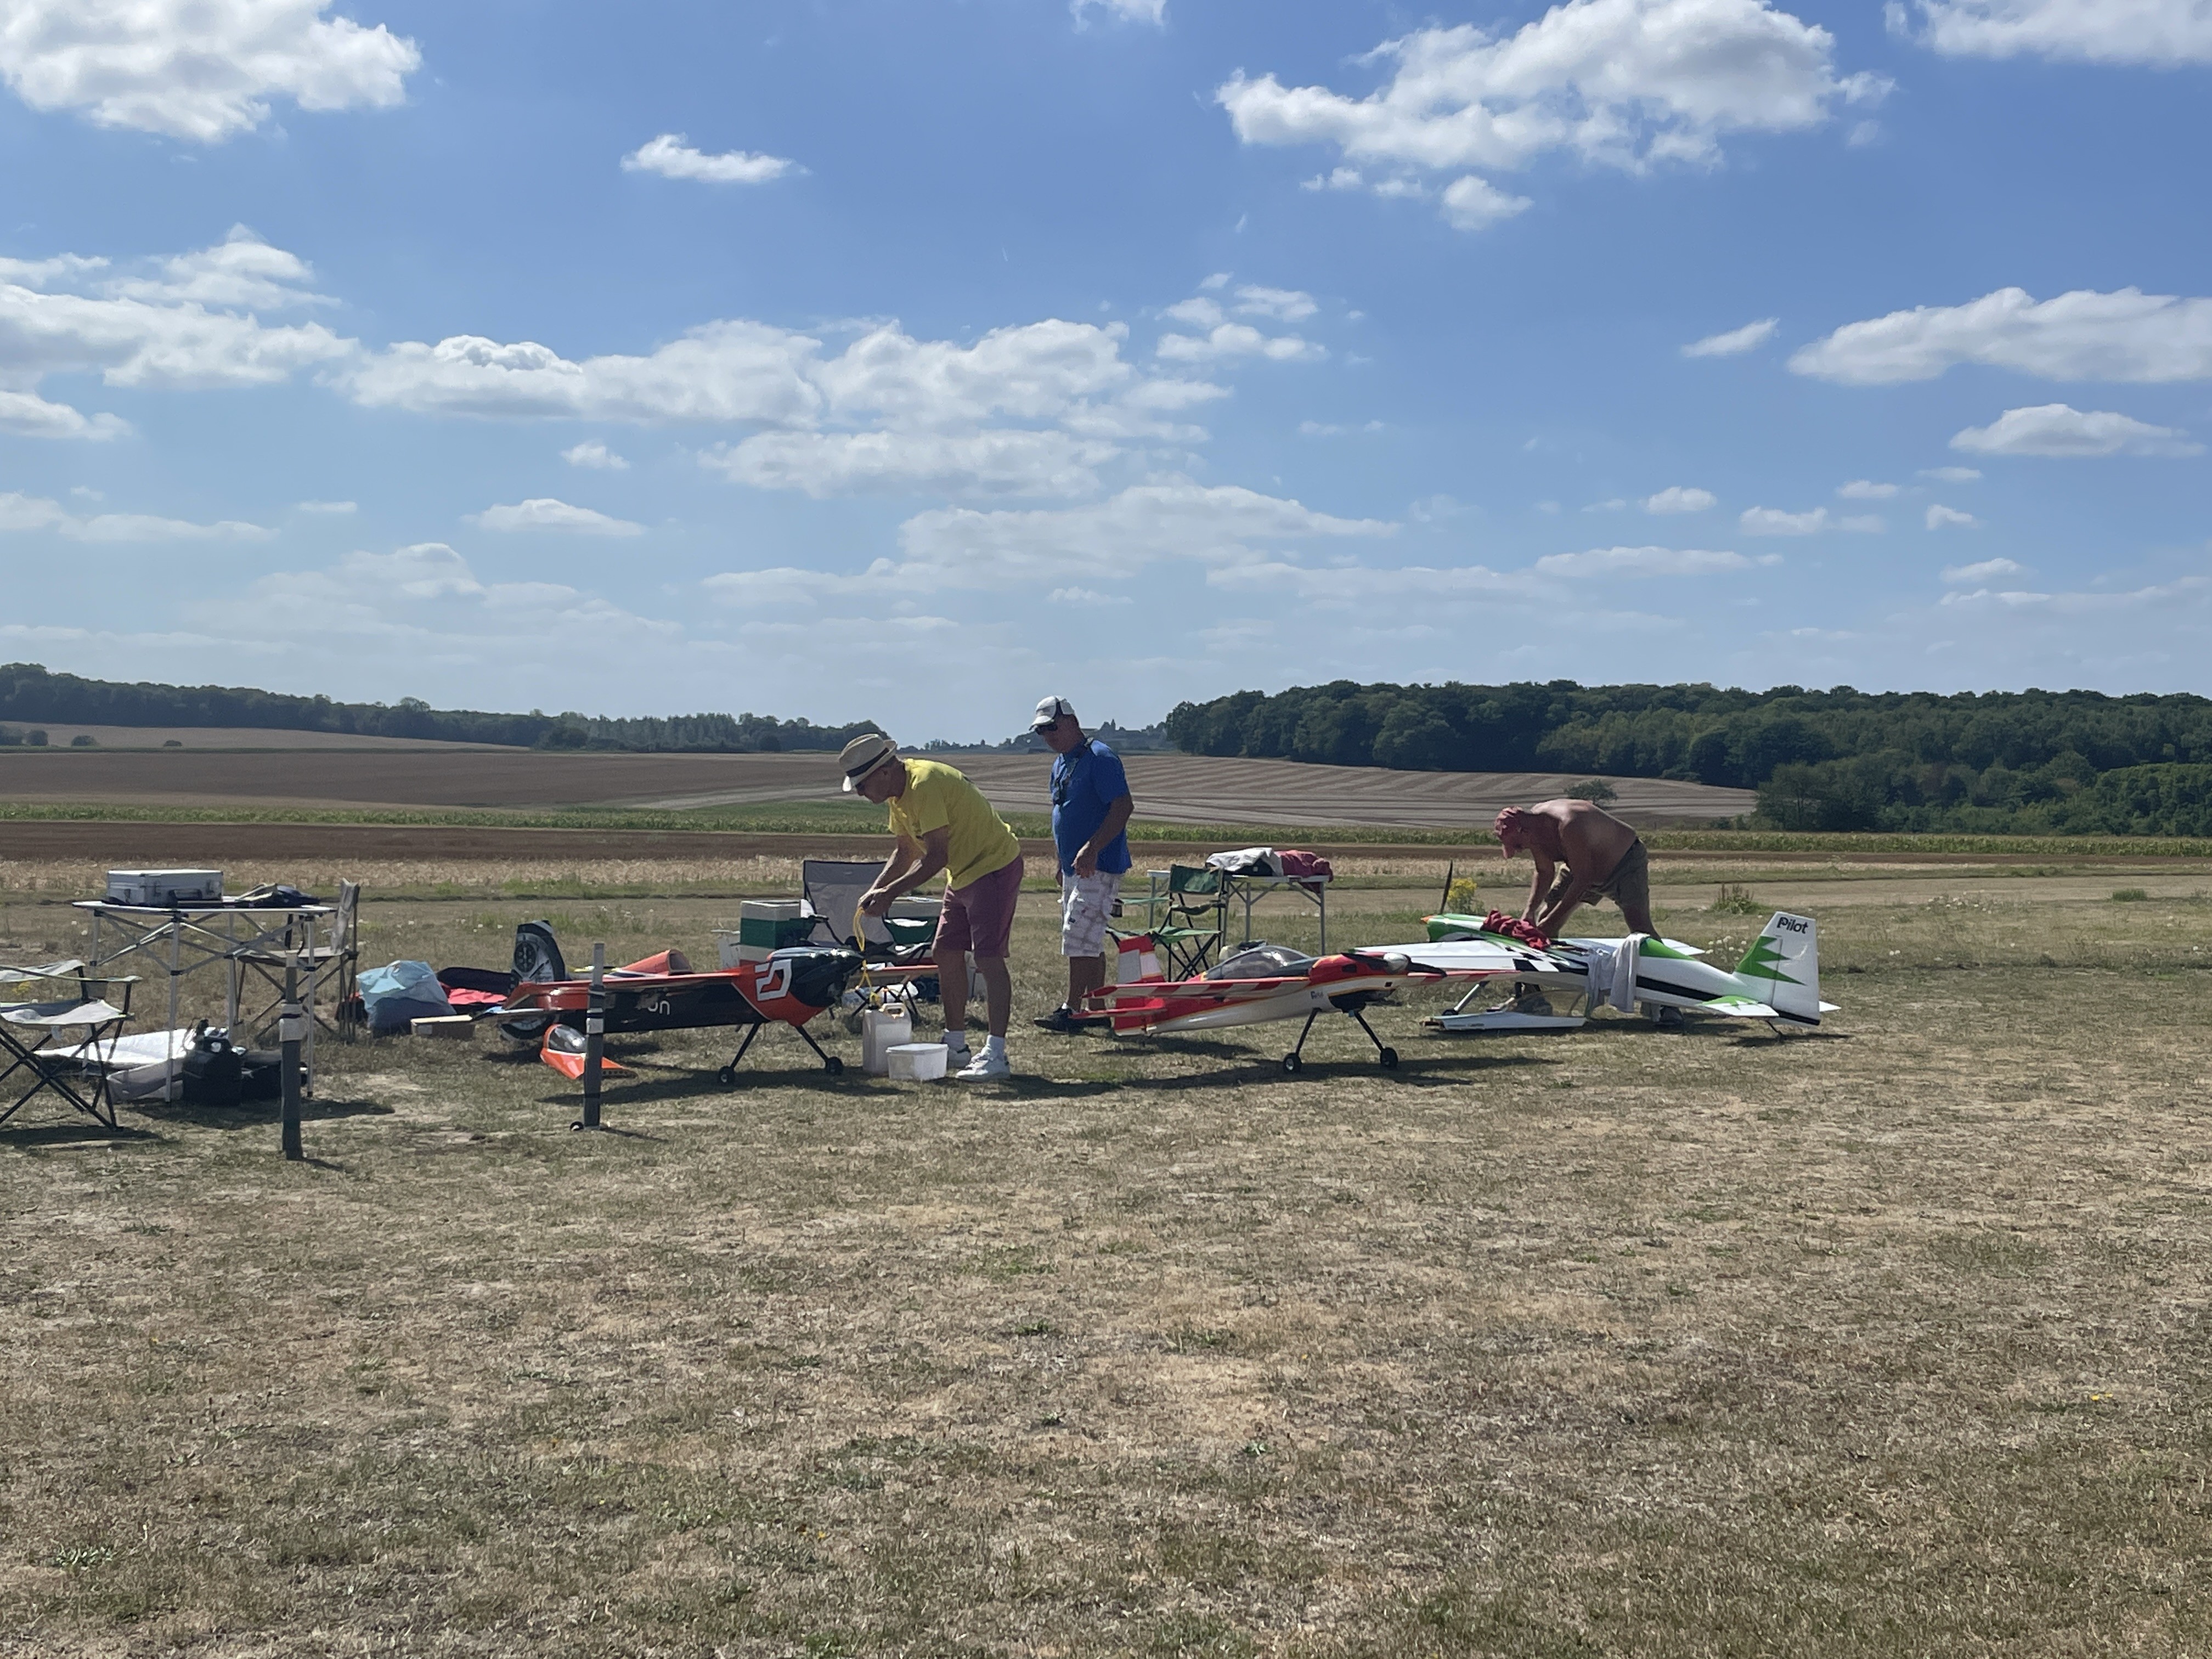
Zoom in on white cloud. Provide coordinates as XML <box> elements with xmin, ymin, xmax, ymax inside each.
<box><xmin>1683</xmin><ymin>317</ymin><xmax>1780</xmax><ymax>357</ymax></box>
<box><xmin>0</xmin><ymin>230</ymin><xmax>351</xmax><ymax>443</ymax></box>
<box><xmin>0</xmin><ymin>388</ymin><xmax>129</xmax><ymax>439</ymax></box>
<box><xmin>1888</xmin><ymin>0</ymin><xmax>2212</xmax><ymax>65</ymax></box>
<box><xmin>105</xmin><ymin>226</ymin><xmax>330</xmax><ymax>309</ymax></box>
<box><xmin>1233</xmin><ymin>285</ymin><xmax>1317</xmax><ymax>321</ymax></box>
<box><xmin>1047</xmin><ymin>586</ymin><xmax>1130</xmax><ymax>606</ymax></box>
<box><xmin>1936</xmin><ymin>575</ymin><xmax>2208</xmax><ymax>614</ymax></box>
<box><xmin>1532</xmin><ymin>545</ymin><xmax>1773</xmax><ymax>577</ymax></box>
<box><xmin>295</xmin><ymin>499</ymin><xmax>355</xmax><ymax>513</ymax></box>
<box><xmin>1163</xmin><ymin>296</ymin><xmax>1224</xmax><ymax>328</ymax></box>
<box><xmin>0</xmin><ymin>0</ymin><xmax>420</xmax><ymax>142</ymax></box>
<box><xmin>1299</xmin><ymin>419</ymin><xmax>1384</xmax><ymax>436</ymax></box>
<box><xmin>346</xmin><ymin>322</ymin><xmax>822</xmax><ymax>424</ymax></box>
<box><xmin>1790</xmin><ymin>287</ymin><xmax>2212</xmax><ymax>385</ymax></box>
<box><xmin>467</xmin><ymin>498</ymin><xmax>645</xmax><ymax>536</ymax></box>
<box><xmin>621</xmin><ymin>134</ymin><xmax>798</xmax><ymax>185</ymax></box>
<box><xmin>893</xmin><ymin>479</ymin><xmax>1394</xmax><ymax>589</ymax></box>
<box><xmin>1199</xmin><ymin>272</ymin><xmax>1231</xmax><ymax>291</ymax></box>
<box><xmin>1920</xmin><ymin>465</ymin><xmax>1982</xmax><ymax>482</ymax></box>
<box><xmin>1156</xmin><ymin>323</ymin><xmax>1324</xmax><ymax>363</ymax></box>
<box><xmin>0</xmin><ymin>490</ymin><xmax>270</xmax><ymax>540</ymax></box>
<box><xmin>1584</xmin><ymin>498</ymin><xmax>1629</xmax><ymax>512</ymax></box>
<box><xmin>561</xmin><ymin>440</ymin><xmax>629</xmax><ymax>471</ymax></box>
<box><xmin>1643</xmin><ymin>485</ymin><xmax>1716</xmax><ymax>514</ymax></box>
<box><xmin>1951</xmin><ymin>402</ymin><xmax>2204</xmax><ymax>458</ymax></box>
<box><xmin>703</xmin><ymin>428</ymin><xmax>1118</xmax><ymax>499</ymax></box>
<box><xmin>1071</xmin><ymin>0</ymin><xmax>1166</xmax><ymax>24</ymax></box>
<box><xmin>1943</xmin><ymin>557</ymin><xmax>2024</xmax><ymax>583</ymax></box>
<box><xmin>1838</xmin><ymin>514</ymin><xmax>1887</xmax><ymax>533</ymax></box>
<box><xmin>1926</xmin><ymin>504</ymin><xmax>1980</xmax><ymax>529</ymax></box>
<box><xmin>1219</xmin><ymin>0</ymin><xmax>1885</xmax><ymax>230</ymax></box>
<box><xmin>1740</xmin><ymin>505</ymin><xmax>1829</xmax><ymax>534</ymax></box>
<box><xmin>1837</xmin><ymin>479</ymin><xmax>1899</xmax><ymax>498</ymax></box>
<box><xmin>1441</xmin><ymin>174</ymin><xmax>1534</xmax><ymax>230</ymax></box>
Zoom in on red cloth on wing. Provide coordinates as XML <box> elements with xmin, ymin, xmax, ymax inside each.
<box><xmin>1278</xmin><ymin>850</ymin><xmax>1334</xmax><ymax>879</ymax></box>
<box><xmin>617</xmin><ymin>949</ymin><xmax>693</xmax><ymax>976</ymax></box>
<box><xmin>1484</xmin><ymin>910</ymin><xmax>1553</xmax><ymax>949</ymax></box>
<box><xmin>442</xmin><ymin>986</ymin><xmax>507</xmax><ymax>1011</ymax></box>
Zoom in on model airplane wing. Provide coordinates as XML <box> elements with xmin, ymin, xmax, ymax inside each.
<box><xmin>1355</xmin><ymin>938</ymin><xmax>1570</xmax><ymax>978</ymax></box>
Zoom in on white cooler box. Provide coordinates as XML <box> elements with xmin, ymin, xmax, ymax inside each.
<box><xmin>106</xmin><ymin>869</ymin><xmax>223</xmax><ymax>906</ymax></box>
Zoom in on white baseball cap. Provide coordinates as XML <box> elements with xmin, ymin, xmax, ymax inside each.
<box><xmin>1031</xmin><ymin>695</ymin><xmax>1077</xmax><ymax>731</ymax></box>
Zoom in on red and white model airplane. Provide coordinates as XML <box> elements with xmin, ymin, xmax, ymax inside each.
<box><xmin>1077</xmin><ymin>939</ymin><xmax>1506</xmax><ymax>1072</ymax></box>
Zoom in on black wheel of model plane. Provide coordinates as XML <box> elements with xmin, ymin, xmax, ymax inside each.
<box><xmin>1378</xmin><ymin>1047</ymin><xmax>1399</xmax><ymax>1069</ymax></box>
<box><xmin>825</xmin><ymin>1056</ymin><xmax>844</xmax><ymax>1076</ymax></box>
<box><xmin>1282</xmin><ymin>1052</ymin><xmax>1302</xmax><ymax>1074</ymax></box>
<box><xmin>718</xmin><ymin>1065</ymin><xmax>736</xmax><ymax>1086</ymax></box>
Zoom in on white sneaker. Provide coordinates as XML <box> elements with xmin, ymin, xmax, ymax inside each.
<box><xmin>943</xmin><ymin>1039</ymin><xmax>972</xmax><ymax>1069</ymax></box>
<box><xmin>955</xmin><ymin>1048</ymin><xmax>1009</xmax><ymax>1080</ymax></box>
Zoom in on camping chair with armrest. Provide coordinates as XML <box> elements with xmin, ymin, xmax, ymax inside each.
<box><xmin>800</xmin><ymin>861</ymin><xmax>938</xmax><ymax>964</ymax></box>
<box><xmin>1143</xmin><ymin>864</ymin><xmax>1226</xmax><ymax>980</ymax></box>
<box><xmin>0</xmin><ymin>961</ymin><xmax>136</xmax><ymax>1130</ymax></box>
<box><xmin>235</xmin><ymin>879</ymin><xmax>362</xmax><ymax>1043</ymax></box>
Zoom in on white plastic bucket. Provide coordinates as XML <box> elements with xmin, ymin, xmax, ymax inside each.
<box><xmin>860</xmin><ymin>1007</ymin><xmax>912</xmax><ymax>1074</ymax></box>
<box><xmin>887</xmin><ymin>1042</ymin><xmax>948</xmax><ymax>1082</ymax></box>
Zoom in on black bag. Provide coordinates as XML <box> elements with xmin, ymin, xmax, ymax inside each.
<box><xmin>182</xmin><ymin>1028</ymin><xmax>242</xmax><ymax>1105</ymax></box>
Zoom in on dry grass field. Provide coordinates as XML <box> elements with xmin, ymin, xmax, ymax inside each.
<box><xmin>0</xmin><ymin>748</ymin><xmax>1752</xmax><ymax>828</ymax></box>
<box><xmin>0</xmin><ymin>727</ymin><xmax>512</xmax><ymax>753</ymax></box>
<box><xmin>4</xmin><ymin>857</ymin><xmax>2211</xmax><ymax>1657</ymax></box>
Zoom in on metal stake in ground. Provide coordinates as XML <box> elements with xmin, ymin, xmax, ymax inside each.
<box><xmin>574</xmin><ymin>943</ymin><xmax>605</xmax><ymax>1131</ymax></box>
<box><xmin>279</xmin><ymin>959</ymin><xmax>306</xmax><ymax>1161</ymax></box>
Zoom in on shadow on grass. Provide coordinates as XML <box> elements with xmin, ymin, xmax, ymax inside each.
<box><xmin>2</xmin><ymin>1117</ymin><xmax>162</xmax><ymax>1149</ymax></box>
<box><xmin>132</xmin><ymin>1097</ymin><xmax>397</xmax><ymax>1131</ymax></box>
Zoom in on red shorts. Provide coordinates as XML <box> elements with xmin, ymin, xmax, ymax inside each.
<box><xmin>934</xmin><ymin>856</ymin><xmax>1023</xmax><ymax>959</ymax></box>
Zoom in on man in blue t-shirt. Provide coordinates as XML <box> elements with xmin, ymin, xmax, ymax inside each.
<box><xmin>1030</xmin><ymin>695</ymin><xmax>1135</xmax><ymax>1032</ymax></box>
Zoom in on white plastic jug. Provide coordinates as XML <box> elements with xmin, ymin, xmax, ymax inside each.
<box><xmin>860</xmin><ymin>1006</ymin><xmax>912</xmax><ymax>1074</ymax></box>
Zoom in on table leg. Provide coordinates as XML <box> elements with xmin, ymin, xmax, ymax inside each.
<box><xmin>1318</xmin><ymin>885</ymin><xmax>1328</xmax><ymax>952</ymax></box>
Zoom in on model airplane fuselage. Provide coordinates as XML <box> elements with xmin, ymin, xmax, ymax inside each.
<box><xmin>1409</xmin><ymin>910</ymin><xmax>1837</xmax><ymax>1030</ymax></box>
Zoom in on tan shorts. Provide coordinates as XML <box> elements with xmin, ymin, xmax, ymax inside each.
<box><xmin>1544</xmin><ymin>838</ymin><xmax>1649</xmax><ymax>917</ymax></box>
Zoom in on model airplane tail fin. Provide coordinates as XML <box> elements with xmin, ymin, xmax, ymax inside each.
<box><xmin>1733</xmin><ymin>913</ymin><xmax>1822</xmax><ymax>1025</ymax></box>
<box><xmin>1116</xmin><ymin>933</ymin><xmax>1164</xmax><ymax>984</ymax></box>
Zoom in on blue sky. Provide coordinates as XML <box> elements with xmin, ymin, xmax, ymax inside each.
<box><xmin>1</xmin><ymin>0</ymin><xmax>2207</xmax><ymax>740</ymax></box>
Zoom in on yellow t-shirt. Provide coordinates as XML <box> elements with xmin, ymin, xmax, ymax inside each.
<box><xmin>888</xmin><ymin>758</ymin><xmax>1023</xmax><ymax>891</ymax></box>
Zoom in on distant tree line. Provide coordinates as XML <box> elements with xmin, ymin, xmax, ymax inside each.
<box><xmin>1164</xmin><ymin>679</ymin><xmax>2212</xmax><ymax>836</ymax></box>
<box><xmin>0</xmin><ymin>663</ymin><xmax>881</xmax><ymax>754</ymax></box>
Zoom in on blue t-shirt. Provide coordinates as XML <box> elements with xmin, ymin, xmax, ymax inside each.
<box><xmin>1051</xmin><ymin>738</ymin><xmax>1132</xmax><ymax>876</ymax></box>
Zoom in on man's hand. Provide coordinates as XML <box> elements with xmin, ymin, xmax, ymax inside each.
<box><xmin>1073</xmin><ymin>845</ymin><xmax>1099</xmax><ymax>878</ymax></box>
<box><xmin>858</xmin><ymin>885</ymin><xmax>896</xmax><ymax>918</ymax></box>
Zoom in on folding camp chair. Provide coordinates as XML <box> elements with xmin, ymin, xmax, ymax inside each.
<box><xmin>235</xmin><ymin>879</ymin><xmax>362</xmax><ymax>1042</ymax></box>
<box><xmin>800</xmin><ymin>861</ymin><xmax>938</xmax><ymax>963</ymax></box>
<box><xmin>0</xmin><ymin>961</ymin><xmax>136</xmax><ymax>1129</ymax></box>
<box><xmin>1142</xmin><ymin>865</ymin><xmax>1226</xmax><ymax>980</ymax></box>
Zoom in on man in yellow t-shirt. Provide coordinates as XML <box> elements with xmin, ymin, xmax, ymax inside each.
<box><xmin>841</xmin><ymin>733</ymin><xmax>1024</xmax><ymax>1080</ymax></box>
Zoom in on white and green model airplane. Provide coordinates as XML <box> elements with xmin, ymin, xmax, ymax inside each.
<box><xmin>1399</xmin><ymin>909</ymin><xmax>1838</xmax><ymax>1034</ymax></box>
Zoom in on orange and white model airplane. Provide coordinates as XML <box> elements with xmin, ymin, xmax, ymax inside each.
<box><xmin>1077</xmin><ymin>938</ymin><xmax>1508</xmax><ymax>1073</ymax></box>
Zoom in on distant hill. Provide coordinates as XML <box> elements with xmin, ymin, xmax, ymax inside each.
<box><xmin>0</xmin><ymin>663</ymin><xmax>882</xmax><ymax>755</ymax></box>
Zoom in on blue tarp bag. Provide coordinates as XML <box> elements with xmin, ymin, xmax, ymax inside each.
<box><xmin>359</xmin><ymin>960</ymin><xmax>453</xmax><ymax>1035</ymax></box>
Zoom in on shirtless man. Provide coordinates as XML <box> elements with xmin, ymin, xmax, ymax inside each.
<box><xmin>1494</xmin><ymin>798</ymin><xmax>1657</xmax><ymax>940</ymax></box>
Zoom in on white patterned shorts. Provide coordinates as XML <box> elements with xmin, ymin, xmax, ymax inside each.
<box><xmin>1059</xmin><ymin>869</ymin><xmax>1122</xmax><ymax>958</ymax></box>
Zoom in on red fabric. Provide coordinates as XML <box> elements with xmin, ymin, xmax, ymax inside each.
<box><xmin>442</xmin><ymin>986</ymin><xmax>507</xmax><ymax>1011</ymax></box>
<box><xmin>1279</xmin><ymin>849</ymin><xmax>1334</xmax><ymax>879</ymax></box>
<box><xmin>1484</xmin><ymin>910</ymin><xmax>1553</xmax><ymax>949</ymax></box>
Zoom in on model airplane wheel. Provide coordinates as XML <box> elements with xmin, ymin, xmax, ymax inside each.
<box><xmin>1282</xmin><ymin>1052</ymin><xmax>1302</xmax><ymax>1074</ymax></box>
<box><xmin>825</xmin><ymin>1056</ymin><xmax>844</xmax><ymax>1076</ymax></box>
<box><xmin>717</xmin><ymin>1065</ymin><xmax>736</xmax><ymax>1086</ymax></box>
<box><xmin>1378</xmin><ymin>1047</ymin><xmax>1399</xmax><ymax>1069</ymax></box>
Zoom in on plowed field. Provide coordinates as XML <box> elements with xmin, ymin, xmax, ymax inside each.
<box><xmin>0</xmin><ymin>746</ymin><xmax>1751</xmax><ymax>827</ymax></box>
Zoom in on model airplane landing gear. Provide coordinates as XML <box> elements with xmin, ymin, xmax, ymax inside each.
<box><xmin>1282</xmin><ymin>1006</ymin><xmax>1398</xmax><ymax>1072</ymax></box>
<box><xmin>721</xmin><ymin>1019</ymin><xmax>845</xmax><ymax>1085</ymax></box>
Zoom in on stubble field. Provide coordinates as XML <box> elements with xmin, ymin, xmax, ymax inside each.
<box><xmin>3</xmin><ymin>859</ymin><xmax>2210</xmax><ymax>1657</ymax></box>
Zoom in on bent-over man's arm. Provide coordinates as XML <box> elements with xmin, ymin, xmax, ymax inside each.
<box><xmin>863</xmin><ymin>826</ymin><xmax>952</xmax><ymax>914</ymax></box>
